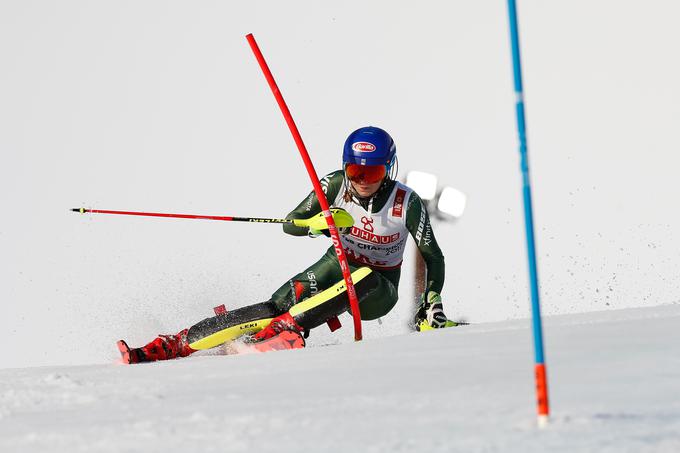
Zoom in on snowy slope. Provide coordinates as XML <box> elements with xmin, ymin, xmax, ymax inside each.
<box><xmin>2</xmin><ymin>304</ymin><xmax>679</xmax><ymax>453</ymax></box>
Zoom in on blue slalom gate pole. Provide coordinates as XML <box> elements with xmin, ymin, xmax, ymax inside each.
<box><xmin>506</xmin><ymin>0</ymin><xmax>550</xmax><ymax>425</ymax></box>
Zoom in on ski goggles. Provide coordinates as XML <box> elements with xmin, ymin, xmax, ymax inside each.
<box><xmin>344</xmin><ymin>163</ymin><xmax>387</xmax><ymax>184</ymax></box>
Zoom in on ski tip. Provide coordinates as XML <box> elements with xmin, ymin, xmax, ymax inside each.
<box><xmin>116</xmin><ymin>340</ymin><xmax>132</xmax><ymax>365</ymax></box>
<box><xmin>71</xmin><ymin>208</ymin><xmax>86</xmax><ymax>214</ymax></box>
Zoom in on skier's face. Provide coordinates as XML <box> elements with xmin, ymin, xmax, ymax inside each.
<box><xmin>345</xmin><ymin>163</ymin><xmax>386</xmax><ymax>197</ymax></box>
<box><xmin>350</xmin><ymin>179</ymin><xmax>383</xmax><ymax>198</ymax></box>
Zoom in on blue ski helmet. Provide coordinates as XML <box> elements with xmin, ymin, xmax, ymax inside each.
<box><xmin>342</xmin><ymin>126</ymin><xmax>396</xmax><ymax>167</ymax></box>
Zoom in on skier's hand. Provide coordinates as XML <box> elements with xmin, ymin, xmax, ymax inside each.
<box><xmin>414</xmin><ymin>291</ymin><xmax>457</xmax><ymax>331</ymax></box>
<box><xmin>305</xmin><ymin>208</ymin><xmax>353</xmax><ymax>237</ymax></box>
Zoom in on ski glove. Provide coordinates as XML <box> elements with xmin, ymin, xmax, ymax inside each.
<box><xmin>414</xmin><ymin>291</ymin><xmax>457</xmax><ymax>331</ymax></box>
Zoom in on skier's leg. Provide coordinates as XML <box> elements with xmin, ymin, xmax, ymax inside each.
<box><xmin>293</xmin><ymin>267</ymin><xmax>398</xmax><ymax>328</ymax></box>
<box><xmin>119</xmin><ymin>251</ymin><xmax>397</xmax><ymax>362</ymax></box>
<box><xmin>185</xmin><ymin>300</ymin><xmax>282</xmax><ymax>350</ymax></box>
<box><xmin>269</xmin><ymin>248</ymin><xmax>400</xmax><ymax>322</ymax></box>
<box><xmin>131</xmin><ymin>254</ymin><xmax>339</xmax><ymax>362</ymax></box>
<box><xmin>254</xmin><ymin>264</ymin><xmax>398</xmax><ymax>340</ymax></box>
<box><xmin>268</xmin><ymin>248</ymin><xmax>346</xmax><ymax>313</ymax></box>
<box><xmin>187</xmin><ymin>249</ymin><xmax>391</xmax><ymax>349</ymax></box>
<box><xmin>119</xmin><ymin>300</ymin><xmax>284</xmax><ymax>363</ymax></box>
<box><xmin>119</xmin><ymin>252</ymin><xmax>340</xmax><ymax>363</ymax></box>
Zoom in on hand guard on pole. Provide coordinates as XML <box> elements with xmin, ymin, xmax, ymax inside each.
<box><xmin>307</xmin><ymin>208</ymin><xmax>353</xmax><ymax>237</ymax></box>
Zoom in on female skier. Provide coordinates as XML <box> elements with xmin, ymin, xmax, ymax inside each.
<box><xmin>118</xmin><ymin>126</ymin><xmax>455</xmax><ymax>363</ymax></box>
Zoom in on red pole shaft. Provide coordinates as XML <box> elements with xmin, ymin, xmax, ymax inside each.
<box><xmin>246</xmin><ymin>33</ymin><xmax>363</xmax><ymax>341</ymax></box>
<box><xmin>74</xmin><ymin>208</ymin><xmax>235</xmax><ymax>221</ymax></box>
<box><xmin>72</xmin><ymin>208</ymin><xmax>292</xmax><ymax>224</ymax></box>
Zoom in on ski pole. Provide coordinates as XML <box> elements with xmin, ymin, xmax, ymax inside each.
<box><xmin>246</xmin><ymin>33</ymin><xmax>363</xmax><ymax>341</ymax></box>
<box><xmin>71</xmin><ymin>207</ymin><xmax>354</xmax><ymax>230</ymax></box>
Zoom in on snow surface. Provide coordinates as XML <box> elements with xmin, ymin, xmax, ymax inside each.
<box><xmin>2</xmin><ymin>304</ymin><xmax>679</xmax><ymax>452</ymax></box>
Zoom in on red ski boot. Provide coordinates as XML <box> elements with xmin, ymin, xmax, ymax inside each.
<box><xmin>252</xmin><ymin>312</ymin><xmax>305</xmax><ymax>342</ymax></box>
<box><xmin>117</xmin><ymin>328</ymin><xmax>196</xmax><ymax>364</ymax></box>
<box><xmin>250</xmin><ymin>330</ymin><xmax>305</xmax><ymax>353</ymax></box>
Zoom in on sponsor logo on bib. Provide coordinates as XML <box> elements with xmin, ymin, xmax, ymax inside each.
<box><xmin>350</xmin><ymin>227</ymin><xmax>400</xmax><ymax>244</ymax></box>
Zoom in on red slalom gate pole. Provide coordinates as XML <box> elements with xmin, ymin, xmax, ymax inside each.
<box><xmin>246</xmin><ymin>33</ymin><xmax>363</xmax><ymax>341</ymax></box>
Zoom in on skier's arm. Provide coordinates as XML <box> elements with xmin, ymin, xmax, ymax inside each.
<box><xmin>405</xmin><ymin>191</ymin><xmax>445</xmax><ymax>295</ymax></box>
<box><xmin>283</xmin><ymin>170</ymin><xmax>345</xmax><ymax>236</ymax></box>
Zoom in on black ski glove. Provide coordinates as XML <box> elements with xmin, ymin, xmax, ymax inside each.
<box><xmin>414</xmin><ymin>291</ymin><xmax>457</xmax><ymax>331</ymax></box>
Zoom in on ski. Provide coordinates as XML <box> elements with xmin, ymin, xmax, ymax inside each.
<box><xmin>117</xmin><ymin>330</ymin><xmax>305</xmax><ymax>364</ymax></box>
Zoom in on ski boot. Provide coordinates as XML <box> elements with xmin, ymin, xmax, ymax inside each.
<box><xmin>250</xmin><ymin>329</ymin><xmax>306</xmax><ymax>352</ymax></box>
<box><xmin>251</xmin><ymin>312</ymin><xmax>305</xmax><ymax>342</ymax></box>
<box><xmin>117</xmin><ymin>328</ymin><xmax>196</xmax><ymax>364</ymax></box>
<box><xmin>245</xmin><ymin>313</ymin><xmax>306</xmax><ymax>353</ymax></box>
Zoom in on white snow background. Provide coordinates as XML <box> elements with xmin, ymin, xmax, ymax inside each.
<box><xmin>1</xmin><ymin>1</ymin><xmax>680</xmax><ymax>451</ymax></box>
